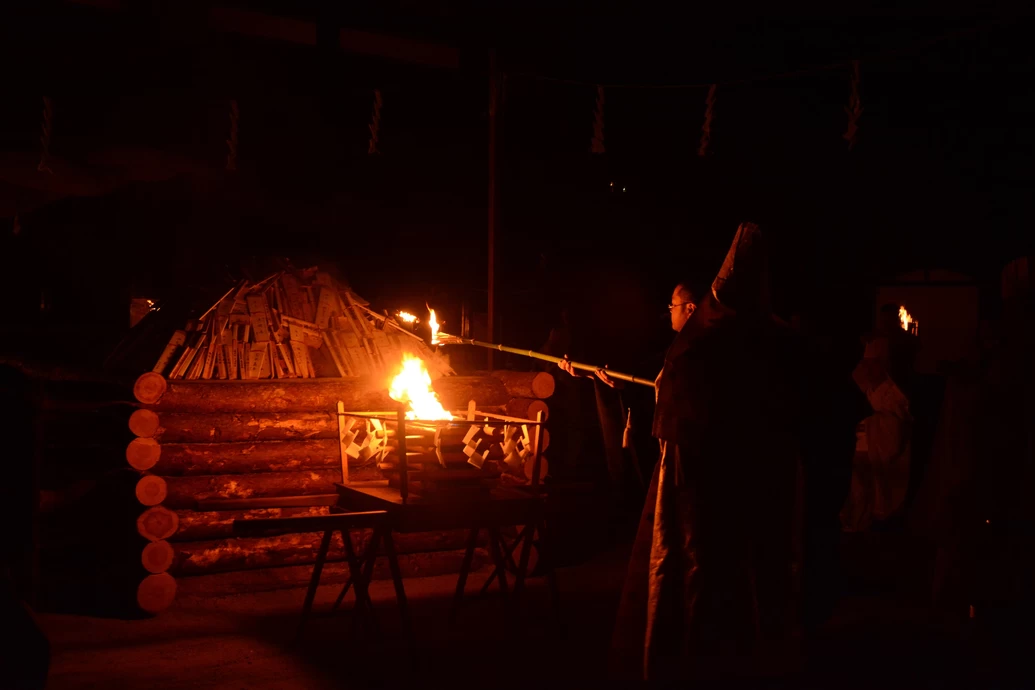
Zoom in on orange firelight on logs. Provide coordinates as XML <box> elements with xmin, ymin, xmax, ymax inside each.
<box><xmin>388</xmin><ymin>353</ymin><xmax>454</xmax><ymax>421</ymax></box>
<box><xmin>899</xmin><ymin>306</ymin><xmax>918</xmax><ymax>336</ymax></box>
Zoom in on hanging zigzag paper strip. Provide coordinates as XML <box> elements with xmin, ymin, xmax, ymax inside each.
<box><xmin>590</xmin><ymin>86</ymin><xmax>605</xmax><ymax>154</ymax></box>
<box><xmin>226</xmin><ymin>100</ymin><xmax>240</xmax><ymax>171</ymax></box>
<box><xmin>843</xmin><ymin>60</ymin><xmax>862</xmax><ymax>150</ymax></box>
<box><xmin>367</xmin><ymin>89</ymin><xmax>383</xmax><ymax>155</ymax></box>
<box><xmin>698</xmin><ymin>84</ymin><xmax>717</xmax><ymax>157</ymax></box>
<box><xmin>38</xmin><ymin>96</ymin><xmax>53</xmax><ymax>174</ymax></box>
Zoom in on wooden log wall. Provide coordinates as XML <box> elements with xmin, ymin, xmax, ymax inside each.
<box><xmin>124</xmin><ymin>369</ymin><xmax>554</xmax><ymax>610</ymax></box>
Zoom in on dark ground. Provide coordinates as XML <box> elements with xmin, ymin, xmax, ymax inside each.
<box><xmin>37</xmin><ymin>531</ymin><xmax>1035</xmax><ymax>689</ymax></box>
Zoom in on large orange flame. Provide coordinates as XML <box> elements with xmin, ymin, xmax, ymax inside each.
<box><xmin>396</xmin><ymin>311</ymin><xmax>418</xmax><ymax>324</ymax></box>
<box><xmin>388</xmin><ymin>353</ymin><xmax>453</xmax><ymax>421</ymax></box>
<box><xmin>899</xmin><ymin>306</ymin><xmax>918</xmax><ymax>335</ymax></box>
<box><xmin>428</xmin><ymin>307</ymin><xmax>441</xmax><ymax>345</ymax></box>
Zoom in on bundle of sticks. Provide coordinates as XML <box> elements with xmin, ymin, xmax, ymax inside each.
<box><xmin>152</xmin><ymin>269</ymin><xmax>449</xmax><ymax>380</ymax></box>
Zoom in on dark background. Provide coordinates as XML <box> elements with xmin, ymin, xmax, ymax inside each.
<box><xmin>1</xmin><ymin>2</ymin><xmax>1033</xmax><ymax>374</ymax></box>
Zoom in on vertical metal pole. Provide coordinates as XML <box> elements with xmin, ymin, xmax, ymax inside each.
<box><xmin>397</xmin><ymin>408</ymin><xmax>408</xmax><ymax>504</ymax></box>
<box><xmin>530</xmin><ymin>410</ymin><xmax>545</xmax><ymax>494</ymax></box>
<box><xmin>487</xmin><ymin>48</ymin><xmax>498</xmax><ymax>371</ymax></box>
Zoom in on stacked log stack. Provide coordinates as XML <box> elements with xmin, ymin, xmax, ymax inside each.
<box><xmin>124</xmin><ymin>368</ymin><xmax>554</xmax><ymax>605</ymax></box>
<box><xmin>26</xmin><ymin>268</ymin><xmax>559</xmax><ymax>615</ymax></box>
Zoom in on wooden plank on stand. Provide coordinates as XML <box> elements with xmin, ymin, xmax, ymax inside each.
<box><xmin>324</xmin><ymin>334</ymin><xmax>349</xmax><ymax>377</ymax></box>
<box><xmin>343</xmin><ymin>293</ymin><xmax>383</xmax><ymax>373</ymax></box>
<box><xmin>291</xmin><ymin>341</ymin><xmax>310</xmax><ymax>378</ymax></box>
<box><xmin>215</xmin><ymin>346</ymin><xmax>227</xmax><ymax>380</ymax></box>
<box><xmin>334</xmin><ymin>331</ymin><xmax>360</xmax><ymax>376</ymax></box>
<box><xmin>201</xmin><ymin>322</ymin><xmax>219</xmax><ymax>379</ymax></box>
<box><xmin>170</xmin><ymin>328</ymin><xmax>203</xmax><ymax>379</ymax></box>
<box><xmin>247</xmin><ymin>295</ymin><xmax>271</xmax><ymax>342</ymax></box>
<box><xmin>331</xmin><ymin>314</ymin><xmax>370</xmax><ymax>375</ymax></box>
<box><xmin>236</xmin><ymin>341</ymin><xmax>247</xmax><ymax>379</ymax></box>
<box><xmin>247</xmin><ymin>342</ymin><xmax>267</xmax><ymax>379</ymax></box>
<box><xmin>276</xmin><ymin>341</ymin><xmax>296</xmax><ymax>377</ymax></box>
<box><xmin>301</xmin><ymin>286</ymin><xmax>317</xmax><ymax>322</ymax></box>
<box><xmin>225</xmin><ymin>335</ymin><xmax>238</xmax><ymax>380</ymax></box>
<box><xmin>187</xmin><ymin>339</ymin><xmax>207</xmax><ymax>379</ymax></box>
<box><xmin>315</xmin><ymin>287</ymin><xmax>336</xmax><ymax>329</ymax></box>
<box><xmin>336</xmin><ymin>401</ymin><xmax>352</xmax><ymax>483</ymax></box>
<box><xmin>281</xmin><ymin>273</ymin><xmax>306</xmax><ymax>319</ymax></box>
<box><xmin>304</xmin><ymin>348</ymin><xmax>317</xmax><ymax>379</ymax></box>
<box><xmin>154</xmin><ymin>330</ymin><xmax>187</xmax><ymax>375</ymax></box>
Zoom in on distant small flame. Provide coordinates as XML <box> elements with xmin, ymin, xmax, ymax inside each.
<box><xmin>388</xmin><ymin>354</ymin><xmax>453</xmax><ymax>421</ymax></box>
<box><xmin>428</xmin><ymin>307</ymin><xmax>441</xmax><ymax>345</ymax></box>
<box><xmin>396</xmin><ymin>311</ymin><xmax>418</xmax><ymax>324</ymax></box>
<box><xmin>899</xmin><ymin>306</ymin><xmax>918</xmax><ymax>335</ymax></box>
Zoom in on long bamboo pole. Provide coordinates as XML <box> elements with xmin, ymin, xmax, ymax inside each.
<box><xmin>487</xmin><ymin>49</ymin><xmax>499</xmax><ymax>371</ymax></box>
<box><xmin>435</xmin><ymin>335</ymin><xmax>656</xmax><ymax>388</ymax></box>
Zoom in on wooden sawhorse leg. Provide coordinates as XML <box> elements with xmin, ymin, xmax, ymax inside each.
<box><xmin>297</xmin><ymin>528</ymin><xmax>335</xmax><ymax>640</ymax></box>
<box><xmin>381</xmin><ymin>528</ymin><xmax>416</xmax><ymax>669</ymax></box>
<box><xmin>297</xmin><ymin>526</ymin><xmax>399</xmax><ymax>640</ymax></box>
<box><xmin>331</xmin><ymin>528</ymin><xmax>377</xmax><ymax>631</ymax></box>
<box><xmin>479</xmin><ymin>525</ymin><xmax>532</xmax><ymax>597</ymax></box>
<box><xmin>449</xmin><ymin>525</ymin><xmax>481</xmax><ymax>624</ymax></box>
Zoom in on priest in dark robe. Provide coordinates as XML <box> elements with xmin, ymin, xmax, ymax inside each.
<box><xmin>605</xmin><ymin>223</ymin><xmax>803</xmax><ymax>682</ymax></box>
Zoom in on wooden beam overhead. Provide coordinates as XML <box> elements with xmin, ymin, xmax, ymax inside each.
<box><xmin>65</xmin><ymin>2</ymin><xmax>460</xmax><ymax>69</ymax></box>
<box><xmin>208</xmin><ymin>7</ymin><xmax>319</xmax><ymax>47</ymax></box>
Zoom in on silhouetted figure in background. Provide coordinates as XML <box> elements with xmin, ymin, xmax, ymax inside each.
<box><xmin>0</xmin><ymin>365</ymin><xmax>50</xmax><ymax>689</ymax></box>
<box><xmin>843</xmin><ymin>304</ymin><xmax>919</xmax><ymax>531</ymax></box>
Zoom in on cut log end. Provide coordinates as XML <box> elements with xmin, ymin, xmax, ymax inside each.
<box><xmin>128</xmin><ymin>408</ymin><xmax>161</xmax><ymax>438</ymax></box>
<box><xmin>489</xmin><ymin>370</ymin><xmax>555</xmax><ymax>400</ymax></box>
<box><xmin>530</xmin><ymin>371</ymin><xmax>555</xmax><ymax>399</ymax></box>
<box><xmin>136</xmin><ymin>475</ymin><xmax>168</xmax><ymax>506</ymax></box>
<box><xmin>137</xmin><ymin>506</ymin><xmax>179</xmax><ymax>542</ymax></box>
<box><xmin>504</xmin><ymin>398</ymin><xmax>550</xmax><ymax>421</ymax></box>
<box><xmin>528</xmin><ymin>399</ymin><xmax>549</xmax><ymax>421</ymax></box>
<box><xmin>142</xmin><ymin>540</ymin><xmax>176</xmax><ymax>574</ymax></box>
<box><xmin>126</xmin><ymin>438</ymin><xmax>162</xmax><ymax>471</ymax></box>
<box><xmin>137</xmin><ymin>572</ymin><xmax>177</xmax><ymax>614</ymax></box>
<box><xmin>134</xmin><ymin>372</ymin><xmax>167</xmax><ymax>405</ymax></box>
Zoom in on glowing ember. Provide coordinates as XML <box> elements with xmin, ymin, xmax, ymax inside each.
<box><xmin>899</xmin><ymin>306</ymin><xmax>918</xmax><ymax>335</ymax></box>
<box><xmin>428</xmin><ymin>307</ymin><xmax>441</xmax><ymax>345</ymax></box>
<box><xmin>396</xmin><ymin>311</ymin><xmax>418</xmax><ymax>324</ymax></box>
<box><xmin>389</xmin><ymin>353</ymin><xmax>453</xmax><ymax>420</ymax></box>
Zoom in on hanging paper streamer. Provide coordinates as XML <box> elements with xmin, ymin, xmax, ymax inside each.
<box><xmin>226</xmin><ymin>100</ymin><xmax>239</xmax><ymax>171</ymax></box>
<box><xmin>697</xmin><ymin>84</ymin><xmax>717</xmax><ymax>158</ymax></box>
<box><xmin>38</xmin><ymin>97</ymin><xmax>53</xmax><ymax>174</ymax></box>
<box><xmin>367</xmin><ymin>89</ymin><xmax>383</xmax><ymax>155</ymax></box>
<box><xmin>843</xmin><ymin>60</ymin><xmax>862</xmax><ymax>150</ymax></box>
<box><xmin>590</xmin><ymin>86</ymin><xmax>605</xmax><ymax>154</ymax></box>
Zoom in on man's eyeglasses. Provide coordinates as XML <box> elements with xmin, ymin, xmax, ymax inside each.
<box><xmin>667</xmin><ymin>302</ymin><xmax>694</xmax><ymax>310</ymax></box>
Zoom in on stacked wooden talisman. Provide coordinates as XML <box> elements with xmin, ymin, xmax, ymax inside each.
<box><xmin>153</xmin><ymin>269</ymin><xmax>447</xmax><ymax>381</ymax></box>
<box><xmin>345</xmin><ymin>404</ymin><xmax>550</xmax><ymax>495</ymax></box>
